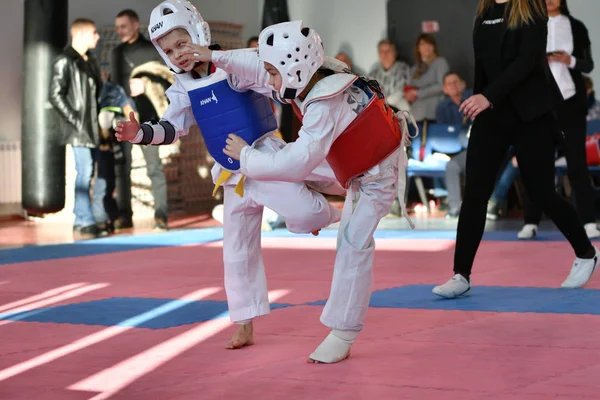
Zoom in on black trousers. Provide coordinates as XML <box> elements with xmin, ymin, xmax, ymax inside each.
<box><xmin>454</xmin><ymin>106</ymin><xmax>592</xmax><ymax>279</ymax></box>
<box><xmin>114</xmin><ymin>141</ymin><xmax>169</xmax><ymax>222</ymax></box>
<box><xmin>523</xmin><ymin>96</ymin><xmax>595</xmax><ymax>225</ymax></box>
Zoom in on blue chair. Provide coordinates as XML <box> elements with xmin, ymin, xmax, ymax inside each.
<box><xmin>587</xmin><ymin>119</ymin><xmax>600</xmax><ymax>136</ymax></box>
<box><xmin>408</xmin><ymin>125</ymin><xmax>447</xmax><ymax>179</ymax></box>
<box><xmin>426</xmin><ymin>124</ymin><xmax>466</xmax><ymax>154</ymax></box>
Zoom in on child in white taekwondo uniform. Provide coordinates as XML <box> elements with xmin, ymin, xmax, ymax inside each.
<box><xmin>183</xmin><ymin>20</ymin><xmax>417</xmax><ymax>364</ymax></box>
<box><xmin>115</xmin><ymin>1</ymin><xmax>343</xmax><ymax>350</ymax></box>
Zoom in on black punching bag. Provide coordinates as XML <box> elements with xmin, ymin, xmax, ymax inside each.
<box><xmin>262</xmin><ymin>0</ymin><xmax>290</xmax><ymax>29</ymax></box>
<box><xmin>21</xmin><ymin>0</ymin><xmax>68</xmax><ymax>214</ymax></box>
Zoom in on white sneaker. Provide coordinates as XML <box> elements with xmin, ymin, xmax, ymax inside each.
<box><xmin>211</xmin><ymin>205</ymin><xmax>224</xmax><ymax>225</ymax></box>
<box><xmin>486</xmin><ymin>212</ymin><xmax>498</xmax><ymax>221</ymax></box>
<box><xmin>517</xmin><ymin>224</ymin><xmax>538</xmax><ymax>240</ymax></box>
<box><xmin>584</xmin><ymin>223</ymin><xmax>600</xmax><ymax>239</ymax></box>
<box><xmin>561</xmin><ymin>247</ymin><xmax>600</xmax><ymax>289</ymax></box>
<box><xmin>432</xmin><ymin>274</ymin><xmax>471</xmax><ymax>298</ymax></box>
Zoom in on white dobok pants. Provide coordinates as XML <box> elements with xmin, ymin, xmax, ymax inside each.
<box><xmin>320</xmin><ymin>153</ymin><xmax>399</xmax><ymax>331</ymax></box>
<box><xmin>222</xmin><ymin>177</ymin><xmax>341</xmax><ymax>322</ymax></box>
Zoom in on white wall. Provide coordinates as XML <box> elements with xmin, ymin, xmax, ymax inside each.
<box><xmin>0</xmin><ymin>0</ymin><xmax>24</xmax><ymax>143</ymax></box>
<box><xmin>568</xmin><ymin>0</ymin><xmax>600</xmax><ymax>86</ymax></box>
<box><xmin>285</xmin><ymin>0</ymin><xmax>387</xmax><ymax>75</ymax></box>
<box><xmin>69</xmin><ymin>0</ymin><xmax>261</xmax><ymax>45</ymax></box>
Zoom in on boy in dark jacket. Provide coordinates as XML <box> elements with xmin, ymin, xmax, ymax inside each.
<box><xmin>49</xmin><ymin>18</ymin><xmax>105</xmax><ymax>238</ymax></box>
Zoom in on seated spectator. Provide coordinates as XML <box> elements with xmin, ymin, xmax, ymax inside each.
<box><xmin>436</xmin><ymin>72</ymin><xmax>473</xmax><ymax>125</ymax></box>
<box><xmin>405</xmin><ymin>33</ymin><xmax>450</xmax><ymax>123</ymax></box>
<box><xmin>369</xmin><ymin>39</ymin><xmax>410</xmax><ymax>111</ymax></box>
<box><xmin>406</xmin><ymin>34</ymin><xmax>450</xmax><ymax>201</ymax></box>
<box><xmin>438</xmin><ymin>72</ymin><xmax>471</xmax><ymax>218</ymax></box>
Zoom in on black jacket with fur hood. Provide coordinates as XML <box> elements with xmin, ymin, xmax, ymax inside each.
<box><xmin>130</xmin><ymin>61</ymin><xmax>175</xmax><ymax>121</ymax></box>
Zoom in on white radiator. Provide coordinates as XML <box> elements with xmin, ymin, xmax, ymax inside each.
<box><xmin>0</xmin><ymin>141</ymin><xmax>21</xmax><ymax>204</ymax></box>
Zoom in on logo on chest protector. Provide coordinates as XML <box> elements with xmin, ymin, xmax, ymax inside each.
<box><xmin>150</xmin><ymin>21</ymin><xmax>163</xmax><ymax>33</ymax></box>
<box><xmin>200</xmin><ymin>90</ymin><xmax>218</xmax><ymax>106</ymax></box>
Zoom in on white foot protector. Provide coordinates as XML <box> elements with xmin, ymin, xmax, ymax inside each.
<box><xmin>308</xmin><ymin>329</ymin><xmax>358</xmax><ymax>363</ymax></box>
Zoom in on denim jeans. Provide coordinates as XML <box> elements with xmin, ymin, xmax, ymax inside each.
<box><xmin>490</xmin><ymin>162</ymin><xmax>520</xmax><ymax>203</ymax></box>
<box><xmin>72</xmin><ymin>146</ymin><xmax>105</xmax><ymax>227</ymax></box>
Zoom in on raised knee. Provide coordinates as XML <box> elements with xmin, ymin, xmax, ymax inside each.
<box><xmin>286</xmin><ymin>215</ymin><xmax>329</xmax><ymax>233</ymax></box>
<box><xmin>285</xmin><ymin>206</ymin><xmax>332</xmax><ymax>234</ymax></box>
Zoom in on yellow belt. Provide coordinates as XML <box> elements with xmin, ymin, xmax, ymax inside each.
<box><xmin>213</xmin><ymin>170</ymin><xmax>246</xmax><ymax>197</ymax></box>
<box><xmin>211</xmin><ymin>131</ymin><xmax>283</xmax><ymax>198</ymax></box>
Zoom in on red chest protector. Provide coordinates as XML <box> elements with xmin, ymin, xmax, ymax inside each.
<box><xmin>292</xmin><ymin>77</ymin><xmax>403</xmax><ymax>189</ymax></box>
<box><xmin>586</xmin><ymin>133</ymin><xmax>600</xmax><ymax>166</ymax></box>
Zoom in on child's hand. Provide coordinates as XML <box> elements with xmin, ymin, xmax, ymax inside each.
<box><xmin>115</xmin><ymin>112</ymin><xmax>140</xmax><ymax>142</ymax></box>
<box><xmin>224</xmin><ymin>134</ymin><xmax>249</xmax><ymax>160</ymax></box>
<box><xmin>180</xmin><ymin>44</ymin><xmax>213</xmax><ymax>63</ymax></box>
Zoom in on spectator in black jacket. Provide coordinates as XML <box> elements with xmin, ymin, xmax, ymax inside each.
<box><xmin>49</xmin><ymin>18</ymin><xmax>105</xmax><ymax>238</ymax></box>
<box><xmin>111</xmin><ymin>9</ymin><xmax>168</xmax><ymax>232</ymax></box>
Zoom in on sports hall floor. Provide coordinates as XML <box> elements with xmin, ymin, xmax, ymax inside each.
<box><xmin>1</xmin><ymin>211</ymin><xmax>600</xmax><ymax>400</ymax></box>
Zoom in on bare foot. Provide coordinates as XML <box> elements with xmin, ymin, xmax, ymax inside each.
<box><xmin>225</xmin><ymin>323</ymin><xmax>255</xmax><ymax>349</ymax></box>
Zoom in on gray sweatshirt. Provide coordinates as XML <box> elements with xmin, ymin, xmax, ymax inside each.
<box><xmin>408</xmin><ymin>57</ymin><xmax>450</xmax><ymax>121</ymax></box>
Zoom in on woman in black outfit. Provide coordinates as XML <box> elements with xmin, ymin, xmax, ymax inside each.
<box><xmin>518</xmin><ymin>0</ymin><xmax>598</xmax><ymax>240</ymax></box>
<box><xmin>432</xmin><ymin>0</ymin><xmax>598</xmax><ymax>298</ymax></box>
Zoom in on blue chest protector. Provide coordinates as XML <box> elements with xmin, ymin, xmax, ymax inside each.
<box><xmin>188</xmin><ymin>74</ymin><xmax>277</xmax><ymax>172</ymax></box>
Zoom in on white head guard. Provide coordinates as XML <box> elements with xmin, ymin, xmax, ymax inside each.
<box><xmin>257</xmin><ymin>20</ymin><xmax>324</xmax><ymax>101</ymax></box>
<box><xmin>148</xmin><ymin>0</ymin><xmax>211</xmax><ymax>72</ymax></box>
